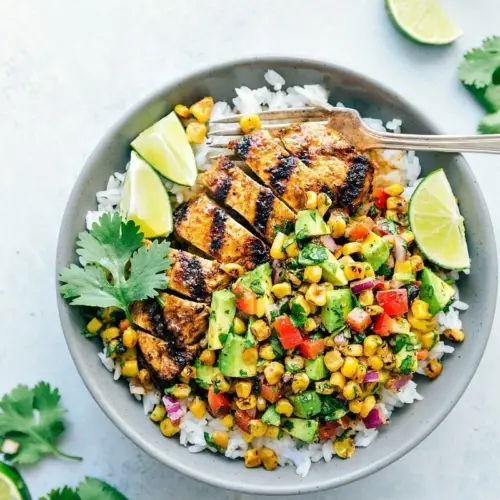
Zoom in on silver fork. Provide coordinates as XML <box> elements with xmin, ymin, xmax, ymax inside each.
<box><xmin>208</xmin><ymin>107</ymin><xmax>500</xmax><ymax>154</ymax></box>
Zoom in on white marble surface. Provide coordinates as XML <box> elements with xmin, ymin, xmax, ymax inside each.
<box><xmin>1</xmin><ymin>0</ymin><xmax>500</xmax><ymax>498</ymax></box>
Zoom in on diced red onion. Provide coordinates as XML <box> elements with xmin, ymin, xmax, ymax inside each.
<box><xmin>1</xmin><ymin>438</ymin><xmax>20</xmax><ymax>455</ymax></box>
<box><xmin>363</xmin><ymin>370</ymin><xmax>380</xmax><ymax>383</ymax></box>
<box><xmin>394</xmin><ymin>236</ymin><xmax>406</xmax><ymax>262</ymax></box>
<box><xmin>272</xmin><ymin>259</ymin><xmax>285</xmax><ymax>284</ymax></box>
<box><xmin>246</xmin><ymin>407</ymin><xmax>257</xmax><ymax>418</ymax></box>
<box><xmin>334</xmin><ymin>332</ymin><xmax>348</xmax><ymax>346</ymax></box>
<box><xmin>363</xmin><ymin>408</ymin><xmax>386</xmax><ymax>429</ymax></box>
<box><xmin>393</xmin><ymin>375</ymin><xmax>412</xmax><ymax>391</ymax></box>
<box><xmin>350</xmin><ymin>278</ymin><xmax>375</xmax><ymax>294</ymax></box>
<box><xmin>320</xmin><ymin>235</ymin><xmax>338</xmax><ymax>252</ymax></box>
<box><xmin>163</xmin><ymin>395</ymin><xmax>184</xmax><ymax>424</ymax></box>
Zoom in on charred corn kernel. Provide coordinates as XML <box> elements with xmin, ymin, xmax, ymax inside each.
<box><xmin>411</xmin><ymin>300</ymin><xmax>432</xmax><ymax>320</ymax></box>
<box><xmin>334</xmin><ymin>438</ymin><xmax>355</xmax><ymax>459</ymax></box>
<box><xmin>249</xmin><ymin>419</ymin><xmax>268</xmax><ymax>437</ymax></box>
<box><xmin>189</xmin><ymin>398</ymin><xmax>207</xmax><ymax>419</ymax></box>
<box><xmin>276</xmin><ymin>398</ymin><xmax>294</xmax><ymax>417</ymax></box>
<box><xmin>244</xmin><ymin>448</ymin><xmax>262</xmax><ymax>468</ymax></box>
<box><xmin>222</xmin><ymin>414</ymin><xmax>235</xmax><ymax>428</ymax></box>
<box><xmin>343</xmin><ymin>381</ymin><xmax>362</xmax><ymax>400</ymax></box>
<box><xmin>410</xmin><ymin>254</ymin><xmax>424</xmax><ymax>272</ymax></box>
<box><xmin>243</xmin><ymin>347</ymin><xmax>258</xmax><ymax>365</ymax></box>
<box><xmin>101</xmin><ymin>326</ymin><xmax>120</xmax><ymax>343</ymax></box>
<box><xmin>444</xmin><ymin>328</ymin><xmax>465</xmax><ymax>343</ymax></box>
<box><xmin>200</xmin><ymin>349</ymin><xmax>216</xmax><ymax>365</ymax></box>
<box><xmin>365</xmin><ymin>305</ymin><xmax>385</xmax><ymax>316</ymax></box>
<box><xmin>359</xmin><ymin>289</ymin><xmax>374</xmax><ymax>307</ymax></box>
<box><xmin>121</xmin><ymin>347</ymin><xmax>137</xmax><ymax>361</ymax></box>
<box><xmin>360</xmin><ymin>395</ymin><xmax>376</xmax><ymax>418</ymax></box>
<box><xmin>309</xmin><ymin>303</ymin><xmax>318</xmax><ymax>314</ymax></box>
<box><xmin>303</xmin><ymin>317</ymin><xmax>317</xmax><ymax>333</ymax></box>
<box><xmin>251</xmin><ymin>320</ymin><xmax>271</xmax><ymax>342</ymax></box>
<box><xmin>259</xmin><ymin>344</ymin><xmax>276</xmax><ymax>361</ymax></box>
<box><xmin>367</xmin><ymin>355</ymin><xmax>384</xmax><ymax>370</ymax></box>
<box><xmin>233</xmin><ymin>317</ymin><xmax>247</xmax><ymax>335</ymax></box>
<box><xmin>235</xmin><ymin>381</ymin><xmax>253</xmax><ymax>399</ymax></box>
<box><xmin>334</xmin><ymin>247</ymin><xmax>343</xmax><ymax>259</ymax></box>
<box><xmin>305</xmin><ymin>283</ymin><xmax>327</xmax><ymax>307</ymax></box>
<box><xmin>291</xmin><ymin>294</ymin><xmax>311</xmax><ymax>315</ymax></box>
<box><xmin>317</xmin><ymin>193</ymin><xmax>332</xmax><ymax>216</ymax></box>
<box><xmin>385</xmin><ymin>209</ymin><xmax>399</xmax><ymax>222</ymax></box>
<box><xmin>315</xmin><ymin>381</ymin><xmax>335</xmax><ymax>395</ymax></box>
<box><xmin>421</xmin><ymin>331</ymin><xmax>438</xmax><ymax>350</ymax></box>
<box><xmin>257</xmin><ymin>396</ymin><xmax>267</xmax><ymax>412</ymax></box>
<box><xmin>386</xmin><ymin>196</ymin><xmax>407</xmax><ymax>212</ymax></box>
<box><xmin>271</xmin><ymin>282</ymin><xmax>292</xmax><ymax>299</ymax></box>
<box><xmin>121</xmin><ymin>360</ymin><xmax>139</xmax><ymax>378</ymax></box>
<box><xmin>259</xmin><ymin>447</ymin><xmax>279</xmax><ymax>471</ymax></box>
<box><xmin>221</xmin><ymin>262</ymin><xmax>245</xmax><ymax>278</ymax></box>
<box><xmin>348</xmin><ymin>398</ymin><xmax>363</xmax><ymax>414</ymax></box>
<box><xmin>119</xmin><ymin>319</ymin><xmax>130</xmax><ymax>331</ymax></box>
<box><xmin>264</xmin><ymin>362</ymin><xmax>285</xmax><ymax>385</ymax></box>
<box><xmin>102</xmin><ymin>306</ymin><xmax>120</xmax><ymax>323</ymax></box>
<box><xmin>342</xmin><ymin>242</ymin><xmax>362</xmax><ymax>256</ymax></box>
<box><xmin>341</xmin><ymin>356</ymin><xmax>359</xmax><ymax>378</ymax></box>
<box><xmin>292</xmin><ymin>372</ymin><xmax>310</xmax><ymax>394</ymax></box>
<box><xmin>242</xmin><ymin>432</ymin><xmax>254</xmax><ymax>444</ymax></box>
<box><xmin>239</xmin><ymin>114</ymin><xmax>261</xmax><ymax>134</ymax></box>
<box><xmin>286</xmin><ymin>355</ymin><xmax>305</xmax><ymax>372</ymax></box>
<box><xmin>304</xmin><ymin>265</ymin><xmax>323</xmax><ymax>283</ymax></box>
<box><xmin>186</xmin><ymin>122</ymin><xmax>207</xmax><ymax>144</ymax></box>
<box><xmin>160</xmin><ymin>418</ymin><xmax>180</xmax><ymax>437</ymax></box>
<box><xmin>271</xmin><ymin>232</ymin><xmax>287</xmax><ymax>260</ymax></box>
<box><xmin>180</xmin><ymin>365</ymin><xmax>196</xmax><ymax>383</ymax></box>
<box><xmin>343</xmin><ymin>344</ymin><xmax>364</xmax><ymax>357</ymax></box>
<box><xmin>400</xmin><ymin>231</ymin><xmax>415</xmax><ymax>244</ymax></box>
<box><xmin>87</xmin><ymin>317</ymin><xmax>103</xmax><ymax>334</ymax></box>
<box><xmin>324</xmin><ymin>350</ymin><xmax>344</xmax><ymax>372</ymax></box>
<box><xmin>344</xmin><ymin>262</ymin><xmax>366</xmax><ymax>281</ymax></box>
<box><xmin>394</xmin><ymin>260</ymin><xmax>413</xmax><ymax>276</ymax></box>
<box><xmin>150</xmin><ymin>404</ymin><xmax>166</xmax><ymax>422</ymax></box>
<box><xmin>286</xmin><ymin>271</ymin><xmax>301</xmax><ymax>285</ymax></box>
<box><xmin>213</xmin><ymin>373</ymin><xmax>230</xmax><ymax>393</ymax></box>
<box><xmin>328</xmin><ymin>215</ymin><xmax>347</xmax><ymax>238</ymax></box>
<box><xmin>363</xmin><ymin>263</ymin><xmax>375</xmax><ymax>279</ymax></box>
<box><xmin>174</xmin><ymin>104</ymin><xmax>191</xmax><ymax>118</ymax></box>
<box><xmin>354</xmin><ymin>363</ymin><xmax>367</xmax><ymax>383</ymax></box>
<box><xmin>122</xmin><ymin>327</ymin><xmax>138</xmax><ymax>348</ymax></box>
<box><xmin>363</xmin><ymin>335</ymin><xmax>382</xmax><ymax>357</ymax></box>
<box><xmin>305</xmin><ymin>191</ymin><xmax>318</xmax><ymax>210</ymax></box>
<box><xmin>265</xmin><ymin>425</ymin><xmax>280</xmax><ymax>439</ymax></box>
<box><xmin>190</xmin><ymin>96</ymin><xmax>214</xmax><ymax>123</ymax></box>
<box><xmin>425</xmin><ymin>359</ymin><xmax>443</xmax><ymax>379</ymax></box>
<box><xmin>212</xmin><ymin>431</ymin><xmax>229</xmax><ymax>449</ymax></box>
<box><xmin>171</xmin><ymin>383</ymin><xmax>191</xmax><ymax>399</ymax></box>
<box><xmin>408</xmin><ymin>311</ymin><xmax>436</xmax><ymax>332</ymax></box>
<box><xmin>236</xmin><ymin>395</ymin><xmax>257</xmax><ymax>410</ymax></box>
<box><xmin>384</xmin><ymin>183</ymin><xmax>404</xmax><ymax>196</ymax></box>
<box><xmin>299</xmin><ymin>283</ymin><xmax>311</xmax><ymax>294</ymax></box>
<box><xmin>138</xmin><ymin>368</ymin><xmax>153</xmax><ymax>390</ymax></box>
<box><xmin>285</xmin><ymin>240</ymin><xmax>300</xmax><ymax>258</ymax></box>
<box><xmin>330</xmin><ymin>371</ymin><xmax>346</xmax><ymax>390</ymax></box>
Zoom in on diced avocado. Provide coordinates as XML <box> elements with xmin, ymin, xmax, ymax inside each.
<box><xmin>295</xmin><ymin>210</ymin><xmax>329</xmax><ymax>239</ymax></box>
<box><xmin>419</xmin><ymin>267</ymin><xmax>455</xmax><ymax>315</ymax></box>
<box><xmin>321</xmin><ymin>251</ymin><xmax>348</xmax><ymax>286</ymax></box>
<box><xmin>238</xmin><ymin>263</ymin><xmax>272</xmax><ymax>297</ymax></box>
<box><xmin>218</xmin><ymin>329</ymin><xmax>257</xmax><ymax>378</ymax></box>
<box><xmin>261</xmin><ymin>406</ymin><xmax>281</xmax><ymax>426</ymax></box>
<box><xmin>361</xmin><ymin>232</ymin><xmax>390</xmax><ymax>271</ymax></box>
<box><xmin>194</xmin><ymin>360</ymin><xmax>222</xmax><ymax>389</ymax></box>
<box><xmin>288</xmin><ymin>391</ymin><xmax>322</xmax><ymax>418</ymax></box>
<box><xmin>392</xmin><ymin>333</ymin><xmax>420</xmax><ymax>375</ymax></box>
<box><xmin>282</xmin><ymin>418</ymin><xmax>319</xmax><ymax>443</ymax></box>
<box><xmin>285</xmin><ymin>357</ymin><xmax>304</xmax><ymax>374</ymax></box>
<box><xmin>208</xmin><ymin>290</ymin><xmax>236</xmax><ymax>350</ymax></box>
<box><xmin>305</xmin><ymin>356</ymin><xmax>328</xmax><ymax>381</ymax></box>
<box><xmin>321</xmin><ymin>289</ymin><xmax>353</xmax><ymax>333</ymax></box>
<box><xmin>392</xmin><ymin>260</ymin><xmax>415</xmax><ymax>284</ymax></box>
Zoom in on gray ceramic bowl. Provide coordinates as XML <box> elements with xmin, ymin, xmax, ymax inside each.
<box><xmin>56</xmin><ymin>58</ymin><xmax>497</xmax><ymax>495</ymax></box>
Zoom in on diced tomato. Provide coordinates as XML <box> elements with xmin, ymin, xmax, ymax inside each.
<box><xmin>372</xmin><ymin>312</ymin><xmax>394</xmax><ymax>337</ymax></box>
<box><xmin>233</xmin><ymin>284</ymin><xmax>257</xmax><ymax>315</ymax></box>
<box><xmin>372</xmin><ymin>188</ymin><xmax>389</xmax><ymax>210</ymax></box>
<box><xmin>349</xmin><ymin>223</ymin><xmax>370</xmax><ymax>241</ymax></box>
<box><xmin>345</xmin><ymin>307</ymin><xmax>372</xmax><ymax>333</ymax></box>
<box><xmin>373</xmin><ymin>277</ymin><xmax>386</xmax><ymax>290</ymax></box>
<box><xmin>376</xmin><ymin>289</ymin><xmax>409</xmax><ymax>316</ymax></box>
<box><xmin>336</xmin><ymin>415</ymin><xmax>351</xmax><ymax>429</ymax></box>
<box><xmin>300</xmin><ymin>338</ymin><xmax>325</xmax><ymax>359</ymax></box>
<box><xmin>235</xmin><ymin>409</ymin><xmax>252</xmax><ymax>433</ymax></box>
<box><xmin>260</xmin><ymin>381</ymin><xmax>282</xmax><ymax>403</ymax></box>
<box><xmin>417</xmin><ymin>349</ymin><xmax>429</xmax><ymax>361</ymax></box>
<box><xmin>207</xmin><ymin>388</ymin><xmax>230</xmax><ymax>417</ymax></box>
<box><xmin>318</xmin><ymin>421</ymin><xmax>337</xmax><ymax>441</ymax></box>
<box><xmin>274</xmin><ymin>315</ymin><xmax>303</xmax><ymax>349</ymax></box>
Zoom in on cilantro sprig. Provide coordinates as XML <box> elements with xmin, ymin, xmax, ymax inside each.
<box><xmin>59</xmin><ymin>213</ymin><xmax>172</xmax><ymax>321</ymax></box>
<box><xmin>42</xmin><ymin>477</ymin><xmax>128</xmax><ymax>500</ymax></box>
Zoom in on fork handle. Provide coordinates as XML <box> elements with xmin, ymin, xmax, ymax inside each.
<box><xmin>366</xmin><ymin>130</ymin><xmax>500</xmax><ymax>154</ymax></box>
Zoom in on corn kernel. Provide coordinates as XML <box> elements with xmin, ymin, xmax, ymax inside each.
<box><xmin>200</xmin><ymin>349</ymin><xmax>216</xmax><ymax>365</ymax></box>
<box><xmin>138</xmin><ymin>368</ymin><xmax>153</xmax><ymax>390</ymax></box>
<box><xmin>367</xmin><ymin>355</ymin><xmax>384</xmax><ymax>370</ymax></box>
<box><xmin>186</xmin><ymin>122</ymin><xmax>207</xmax><ymax>144</ymax></box>
<box><xmin>222</xmin><ymin>414</ymin><xmax>235</xmax><ymax>428</ymax></box>
<box><xmin>243</xmin><ymin>347</ymin><xmax>258</xmax><ymax>365</ymax></box>
<box><xmin>172</xmin><ymin>383</ymin><xmax>191</xmax><ymax>399</ymax></box>
<box><xmin>259</xmin><ymin>447</ymin><xmax>279</xmax><ymax>471</ymax></box>
<box><xmin>408</xmin><ymin>311</ymin><xmax>436</xmax><ymax>332</ymax></box>
<box><xmin>121</xmin><ymin>360</ymin><xmax>139</xmax><ymax>378</ymax></box>
<box><xmin>303</xmin><ymin>317</ymin><xmax>317</xmax><ymax>333</ymax></box>
<box><xmin>235</xmin><ymin>381</ymin><xmax>253</xmax><ymax>399</ymax></box>
<box><xmin>264</xmin><ymin>362</ymin><xmax>285</xmax><ymax>385</ymax></box>
<box><xmin>334</xmin><ymin>438</ymin><xmax>355</xmax><ymax>459</ymax></box>
<box><xmin>150</xmin><ymin>404</ymin><xmax>166</xmax><ymax>422</ymax></box>
<box><xmin>334</xmin><ymin>247</ymin><xmax>343</xmax><ymax>259</ymax></box>
<box><xmin>305</xmin><ymin>283</ymin><xmax>327</xmax><ymax>307</ymax></box>
<box><xmin>259</xmin><ymin>344</ymin><xmax>276</xmax><ymax>361</ymax></box>
<box><xmin>251</xmin><ymin>319</ymin><xmax>271</xmax><ymax>342</ymax></box>
<box><xmin>328</xmin><ymin>215</ymin><xmax>347</xmax><ymax>238</ymax></box>
<box><xmin>221</xmin><ymin>262</ymin><xmax>245</xmax><ymax>278</ymax></box>
<box><xmin>101</xmin><ymin>306</ymin><xmax>120</xmax><ymax>323</ymax></box>
<box><xmin>444</xmin><ymin>328</ymin><xmax>465</xmax><ymax>343</ymax></box>
<box><xmin>249</xmin><ymin>419</ymin><xmax>268</xmax><ymax>437</ymax></box>
<box><xmin>86</xmin><ymin>317</ymin><xmax>103</xmax><ymax>334</ymax></box>
<box><xmin>180</xmin><ymin>365</ymin><xmax>197</xmax><ymax>383</ymax></box>
<box><xmin>190</xmin><ymin>96</ymin><xmax>214</xmax><ymax>123</ymax></box>
<box><xmin>232</xmin><ymin>317</ymin><xmax>246</xmax><ymax>335</ymax></box>
<box><xmin>384</xmin><ymin>183</ymin><xmax>404</xmax><ymax>196</ymax></box>
<box><xmin>305</xmin><ymin>191</ymin><xmax>318</xmax><ymax>210</ymax></box>
<box><xmin>101</xmin><ymin>327</ymin><xmax>120</xmax><ymax>343</ymax></box>
<box><xmin>212</xmin><ymin>431</ymin><xmax>229</xmax><ymax>449</ymax></box>
<box><xmin>285</xmin><ymin>240</ymin><xmax>300</xmax><ymax>258</ymax></box>
<box><xmin>317</xmin><ymin>193</ymin><xmax>332</xmax><ymax>216</ymax></box>
<box><xmin>354</xmin><ymin>362</ymin><xmax>367</xmax><ymax>383</ymax></box>
<box><xmin>386</xmin><ymin>196</ymin><xmax>407</xmax><ymax>212</ymax></box>
<box><xmin>400</xmin><ymin>231</ymin><xmax>415</xmax><ymax>244</ymax></box>
<box><xmin>257</xmin><ymin>396</ymin><xmax>267</xmax><ymax>412</ymax></box>
<box><xmin>271</xmin><ymin>232</ymin><xmax>287</xmax><ymax>260</ymax></box>
<box><xmin>358</xmin><ymin>289</ymin><xmax>374</xmax><ymax>307</ymax></box>
<box><xmin>189</xmin><ymin>397</ymin><xmax>207</xmax><ymax>419</ymax></box>
<box><xmin>304</xmin><ymin>265</ymin><xmax>323</xmax><ymax>284</ymax></box>
<box><xmin>122</xmin><ymin>327</ymin><xmax>138</xmax><ymax>348</ymax></box>
<box><xmin>343</xmin><ymin>381</ymin><xmax>362</xmax><ymax>400</ymax></box>
<box><xmin>292</xmin><ymin>372</ymin><xmax>310</xmax><ymax>394</ymax></box>
<box><xmin>348</xmin><ymin>399</ymin><xmax>363</xmax><ymax>414</ymax></box>
<box><xmin>342</xmin><ymin>242</ymin><xmax>362</xmax><ymax>256</ymax></box>
<box><xmin>236</xmin><ymin>395</ymin><xmax>257</xmax><ymax>410</ymax></box>
<box><xmin>239</xmin><ymin>114</ymin><xmax>262</xmax><ymax>134</ymax></box>
<box><xmin>330</xmin><ymin>371</ymin><xmax>346</xmax><ymax>390</ymax></box>
<box><xmin>160</xmin><ymin>418</ymin><xmax>180</xmax><ymax>437</ymax></box>
<box><xmin>244</xmin><ymin>448</ymin><xmax>262</xmax><ymax>468</ymax></box>
<box><xmin>411</xmin><ymin>300</ymin><xmax>432</xmax><ymax>320</ymax></box>
<box><xmin>315</xmin><ymin>381</ymin><xmax>335</xmax><ymax>395</ymax></box>
<box><xmin>341</xmin><ymin>356</ymin><xmax>359</xmax><ymax>378</ymax></box>
<box><xmin>286</xmin><ymin>355</ymin><xmax>305</xmax><ymax>372</ymax></box>
<box><xmin>424</xmin><ymin>359</ymin><xmax>443</xmax><ymax>379</ymax></box>
<box><xmin>421</xmin><ymin>331</ymin><xmax>438</xmax><ymax>350</ymax></box>
<box><xmin>242</xmin><ymin>432</ymin><xmax>254</xmax><ymax>444</ymax></box>
<box><xmin>410</xmin><ymin>255</ymin><xmax>424</xmax><ymax>272</ymax></box>
<box><xmin>365</xmin><ymin>305</ymin><xmax>385</xmax><ymax>316</ymax></box>
<box><xmin>342</xmin><ymin>344</ymin><xmax>363</xmax><ymax>357</ymax></box>
<box><xmin>324</xmin><ymin>350</ymin><xmax>344</xmax><ymax>372</ymax></box>
<box><xmin>363</xmin><ymin>335</ymin><xmax>382</xmax><ymax>357</ymax></box>
<box><xmin>265</xmin><ymin>425</ymin><xmax>280</xmax><ymax>439</ymax></box>
<box><xmin>360</xmin><ymin>395</ymin><xmax>376</xmax><ymax>418</ymax></box>
<box><xmin>271</xmin><ymin>282</ymin><xmax>292</xmax><ymax>299</ymax></box>
<box><xmin>276</xmin><ymin>398</ymin><xmax>293</xmax><ymax>417</ymax></box>
<box><xmin>174</xmin><ymin>104</ymin><xmax>191</xmax><ymax>118</ymax></box>
<box><xmin>119</xmin><ymin>319</ymin><xmax>130</xmax><ymax>331</ymax></box>
<box><xmin>344</xmin><ymin>262</ymin><xmax>365</xmax><ymax>281</ymax></box>
<box><xmin>394</xmin><ymin>260</ymin><xmax>413</xmax><ymax>276</ymax></box>
<box><xmin>121</xmin><ymin>347</ymin><xmax>137</xmax><ymax>361</ymax></box>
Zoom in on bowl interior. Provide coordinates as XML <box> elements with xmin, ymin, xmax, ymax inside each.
<box><xmin>56</xmin><ymin>58</ymin><xmax>497</xmax><ymax>495</ymax></box>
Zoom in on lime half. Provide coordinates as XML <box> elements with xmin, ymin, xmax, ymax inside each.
<box><xmin>409</xmin><ymin>169</ymin><xmax>469</xmax><ymax>270</ymax></box>
<box><xmin>120</xmin><ymin>152</ymin><xmax>173</xmax><ymax>238</ymax></box>
<box><xmin>0</xmin><ymin>462</ymin><xmax>31</xmax><ymax>500</ymax></box>
<box><xmin>386</xmin><ymin>0</ymin><xmax>463</xmax><ymax>45</ymax></box>
<box><xmin>131</xmin><ymin>111</ymin><xmax>197</xmax><ymax>186</ymax></box>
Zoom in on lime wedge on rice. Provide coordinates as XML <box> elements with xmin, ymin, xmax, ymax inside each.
<box><xmin>385</xmin><ymin>0</ymin><xmax>463</xmax><ymax>45</ymax></box>
<box><xmin>0</xmin><ymin>462</ymin><xmax>31</xmax><ymax>500</ymax></box>
<box><xmin>409</xmin><ymin>169</ymin><xmax>469</xmax><ymax>270</ymax></box>
<box><xmin>131</xmin><ymin>111</ymin><xmax>197</xmax><ymax>187</ymax></box>
<box><xmin>120</xmin><ymin>152</ymin><xmax>173</xmax><ymax>238</ymax></box>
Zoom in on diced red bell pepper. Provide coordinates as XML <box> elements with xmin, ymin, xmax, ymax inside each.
<box><xmin>417</xmin><ymin>349</ymin><xmax>429</xmax><ymax>361</ymax></box>
<box><xmin>300</xmin><ymin>338</ymin><xmax>325</xmax><ymax>359</ymax></box>
<box><xmin>235</xmin><ymin>409</ymin><xmax>252</xmax><ymax>433</ymax></box>
<box><xmin>376</xmin><ymin>289</ymin><xmax>409</xmax><ymax>316</ymax></box>
<box><xmin>372</xmin><ymin>312</ymin><xmax>394</xmax><ymax>337</ymax></box>
<box><xmin>345</xmin><ymin>307</ymin><xmax>372</xmax><ymax>333</ymax></box>
<box><xmin>372</xmin><ymin>188</ymin><xmax>389</xmax><ymax>210</ymax></box>
<box><xmin>208</xmin><ymin>388</ymin><xmax>230</xmax><ymax>417</ymax></box>
<box><xmin>260</xmin><ymin>381</ymin><xmax>282</xmax><ymax>403</ymax></box>
<box><xmin>274</xmin><ymin>315</ymin><xmax>303</xmax><ymax>349</ymax></box>
<box><xmin>233</xmin><ymin>284</ymin><xmax>257</xmax><ymax>315</ymax></box>
<box><xmin>318</xmin><ymin>421</ymin><xmax>337</xmax><ymax>441</ymax></box>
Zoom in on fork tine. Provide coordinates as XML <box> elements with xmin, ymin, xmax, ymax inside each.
<box><xmin>207</xmin><ymin>137</ymin><xmax>234</xmax><ymax>149</ymax></box>
<box><xmin>209</xmin><ymin>106</ymin><xmax>329</xmax><ymax>124</ymax></box>
<box><xmin>208</xmin><ymin>119</ymin><xmax>329</xmax><ymax>137</ymax></box>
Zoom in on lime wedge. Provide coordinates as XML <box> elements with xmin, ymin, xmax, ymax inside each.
<box><xmin>409</xmin><ymin>169</ymin><xmax>469</xmax><ymax>270</ymax></box>
<box><xmin>120</xmin><ymin>152</ymin><xmax>173</xmax><ymax>238</ymax></box>
<box><xmin>131</xmin><ymin>111</ymin><xmax>197</xmax><ymax>187</ymax></box>
<box><xmin>386</xmin><ymin>0</ymin><xmax>463</xmax><ymax>45</ymax></box>
<box><xmin>0</xmin><ymin>462</ymin><xmax>31</xmax><ymax>500</ymax></box>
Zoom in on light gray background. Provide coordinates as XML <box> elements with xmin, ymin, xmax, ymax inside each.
<box><xmin>1</xmin><ymin>0</ymin><xmax>499</xmax><ymax>498</ymax></box>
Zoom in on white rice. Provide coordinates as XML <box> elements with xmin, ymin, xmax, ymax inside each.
<box><xmin>88</xmin><ymin>69</ymin><xmax>468</xmax><ymax>476</ymax></box>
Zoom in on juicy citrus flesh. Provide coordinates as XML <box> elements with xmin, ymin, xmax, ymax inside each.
<box><xmin>121</xmin><ymin>152</ymin><xmax>173</xmax><ymax>238</ymax></box>
<box><xmin>386</xmin><ymin>0</ymin><xmax>463</xmax><ymax>45</ymax></box>
<box><xmin>0</xmin><ymin>465</ymin><xmax>25</xmax><ymax>500</ymax></box>
<box><xmin>409</xmin><ymin>169</ymin><xmax>470</xmax><ymax>270</ymax></box>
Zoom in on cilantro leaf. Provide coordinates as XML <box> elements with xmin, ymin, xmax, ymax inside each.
<box><xmin>478</xmin><ymin>110</ymin><xmax>500</xmax><ymax>134</ymax></box>
<box><xmin>459</xmin><ymin>37</ymin><xmax>500</xmax><ymax>89</ymax></box>
<box><xmin>484</xmin><ymin>85</ymin><xmax>500</xmax><ymax>112</ymax></box>
<box><xmin>42</xmin><ymin>478</ymin><xmax>128</xmax><ymax>500</ymax></box>
<box><xmin>41</xmin><ymin>486</ymin><xmax>81</xmax><ymax>500</ymax></box>
<box><xmin>0</xmin><ymin>382</ymin><xmax>81</xmax><ymax>464</ymax></box>
<box><xmin>399</xmin><ymin>355</ymin><xmax>416</xmax><ymax>375</ymax></box>
<box><xmin>290</xmin><ymin>303</ymin><xmax>308</xmax><ymax>327</ymax></box>
<box><xmin>298</xmin><ymin>244</ymin><xmax>329</xmax><ymax>266</ymax></box>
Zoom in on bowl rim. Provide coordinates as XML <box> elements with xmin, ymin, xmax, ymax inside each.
<box><xmin>56</xmin><ymin>56</ymin><xmax>497</xmax><ymax>495</ymax></box>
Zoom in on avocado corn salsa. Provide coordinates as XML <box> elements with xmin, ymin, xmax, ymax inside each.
<box><xmin>60</xmin><ymin>75</ymin><xmax>469</xmax><ymax>476</ymax></box>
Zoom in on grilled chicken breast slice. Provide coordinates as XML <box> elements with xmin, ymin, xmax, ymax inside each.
<box><xmin>174</xmin><ymin>194</ymin><xmax>268</xmax><ymax>270</ymax></box>
<box><xmin>230</xmin><ymin>130</ymin><xmax>332</xmax><ymax>212</ymax></box>
<box><xmin>202</xmin><ymin>157</ymin><xmax>295</xmax><ymax>243</ymax></box>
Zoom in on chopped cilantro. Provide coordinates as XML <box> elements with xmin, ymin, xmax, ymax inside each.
<box><xmin>270</xmin><ymin>332</ymin><xmax>285</xmax><ymax>357</ymax></box>
<box><xmin>248</xmin><ymin>279</ymin><xmax>266</xmax><ymax>297</ymax></box>
<box><xmin>290</xmin><ymin>303</ymin><xmax>308</xmax><ymax>327</ymax></box>
<box><xmin>377</xmin><ymin>262</ymin><xmax>393</xmax><ymax>278</ymax></box>
<box><xmin>399</xmin><ymin>355</ymin><xmax>415</xmax><ymax>375</ymax></box>
<box><xmin>298</xmin><ymin>244</ymin><xmax>329</xmax><ymax>266</ymax></box>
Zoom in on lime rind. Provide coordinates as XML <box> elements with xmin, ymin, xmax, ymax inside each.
<box><xmin>0</xmin><ymin>462</ymin><xmax>31</xmax><ymax>500</ymax></box>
